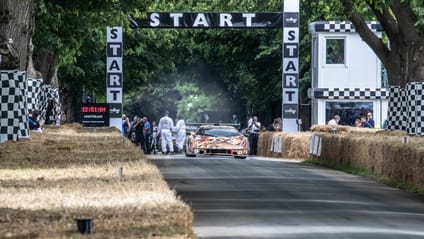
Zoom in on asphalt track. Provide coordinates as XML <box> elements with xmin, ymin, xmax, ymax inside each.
<box><xmin>148</xmin><ymin>155</ymin><xmax>424</xmax><ymax>239</ymax></box>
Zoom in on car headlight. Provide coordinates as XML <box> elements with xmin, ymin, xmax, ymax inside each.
<box><xmin>194</xmin><ymin>149</ymin><xmax>200</xmax><ymax>154</ymax></box>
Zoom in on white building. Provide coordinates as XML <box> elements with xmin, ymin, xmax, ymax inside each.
<box><xmin>308</xmin><ymin>21</ymin><xmax>388</xmax><ymax>128</ymax></box>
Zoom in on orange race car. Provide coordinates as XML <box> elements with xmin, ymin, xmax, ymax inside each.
<box><xmin>185</xmin><ymin>124</ymin><xmax>248</xmax><ymax>159</ymax></box>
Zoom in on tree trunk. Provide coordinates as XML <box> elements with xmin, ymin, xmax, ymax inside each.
<box><xmin>8</xmin><ymin>0</ymin><xmax>36</xmax><ymax>73</ymax></box>
<box><xmin>0</xmin><ymin>0</ymin><xmax>19</xmax><ymax>70</ymax></box>
<box><xmin>61</xmin><ymin>88</ymin><xmax>81</xmax><ymax>123</ymax></box>
<box><xmin>34</xmin><ymin>51</ymin><xmax>57</xmax><ymax>85</ymax></box>
<box><xmin>385</xmin><ymin>31</ymin><xmax>424</xmax><ymax>88</ymax></box>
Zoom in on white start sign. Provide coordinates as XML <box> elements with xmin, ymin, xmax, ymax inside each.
<box><xmin>106</xmin><ymin>26</ymin><xmax>123</xmax><ymax>130</ymax></box>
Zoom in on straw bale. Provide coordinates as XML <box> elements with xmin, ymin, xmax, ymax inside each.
<box><xmin>310</xmin><ymin>124</ymin><xmax>385</xmax><ymax>135</ymax></box>
<box><xmin>317</xmin><ymin>132</ymin><xmax>424</xmax><ymax>191</ymax></box>
<box><xmin>257</xmin><ymin>127</ymin><xmax>424</xmax><ymax>192</ymax></box>
<box><xmin>0</xmin><ymin>124</ymin><xmax>194</xmax><ymax>238</ymax></box>
<box><xmin>257</xmin><ymin>132</ymin><xmax>311</xmax><ymax>159</ymax></box>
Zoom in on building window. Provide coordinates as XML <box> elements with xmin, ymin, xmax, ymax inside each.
<box><xmin>326</xmin><ymin>101</ymin><xmax>373</xmax><ymax>126</ymax></box>
<box><xmin>326</xmin><ymin>38</ymin><xmax>345</xmax><ymax>64</ymax></box>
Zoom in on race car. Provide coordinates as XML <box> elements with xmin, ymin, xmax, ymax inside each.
<box><xmin>185</xmin><ymin>124</ymin><xmax>248</xmax><ymax>159</ymax></box>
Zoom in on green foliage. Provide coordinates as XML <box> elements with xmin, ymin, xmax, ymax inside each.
<box><xmin>33</xmin><ymin>0</ymin><xmax>358</xmax><ymax>124</ymax></box>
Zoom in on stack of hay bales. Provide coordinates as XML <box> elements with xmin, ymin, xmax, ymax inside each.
<box><xmin>257</xmin><ymin>126</ymin><xmax>424</xmax><ymax>191</ymax></box>
<box><xmin>314</xmin><ymin>129</ymin><xmax>424</xmax><ymax>190</ymax></box>
<box><xmin>257</xmin><ymin>131</ymin><xmax>311</xmax><ymax>159</ymax></box>
<box><xmin>0</xmin><ymin>124</ymin><xmax>194</xmax><ymax>238</ymax></box>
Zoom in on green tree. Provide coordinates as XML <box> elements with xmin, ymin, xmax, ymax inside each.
<box><xmin>33</xmin><ymin>0</ymin><xmax>154</xmax><ymax>121</ymax></box>
<box><xmin>341</xmin><ymin>0</ymin><xmax>424</xmax><ymax>87</ymax></box>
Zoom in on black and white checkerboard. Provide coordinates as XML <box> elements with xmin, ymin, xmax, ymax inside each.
<box><xmin>27</xmin><ymin>78</ymin><xmax>60</xmax><ymax>123</ymax></box>
<box><xmin>1</xmin><ymin>72</ymin><xmax>60</xmax><ymax>143</ymax></box>
<box><xmin>16</xmin><ymin>71</ymin><xmax>29</xmax><ymax>138</ymax></box>
<box><xmin>387</xmin><ymin>86</ymin><xmax>408</xmax><ymax>131</ymax></box>
<box><xmin>387</xmin><ymin>83</ymin><xmax>424</xmax><ymax>135</ymax></box>
<box><xmin>27</xmin><ymin>78</ymin><xmax>43</xmax><ymax>114</ymax></box>
<box><xmin>310</xmin><ymin>21</ymin><xmax>383</xmax><ymax>33</ymax></box>
<box><xmin>312</xmin><ymin>88</ymin><xmax>389</xmax><ymax>100</ymax></box>
<box><xmin>406</xmin><ymin>82</ymin><xmax>424</xmax><ymax>135</ymax></box>
<box><xmin>1</xmin><ymin>71</ymin><xmax>28</xmax><ymax>143</ymax></box>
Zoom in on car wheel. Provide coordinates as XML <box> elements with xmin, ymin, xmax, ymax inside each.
<box><xmin>186</xmin><ymin>153</ymin><xmax>196</xmax><ymax>157</ymax></box>
<box><xmin>234</xmin><ymin>156</ymin><xmax>246</xmax><ymax>159</ymax></box>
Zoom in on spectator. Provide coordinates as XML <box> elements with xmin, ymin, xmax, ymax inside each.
<box><xmin>151</xmin><ymin>121</ymin><xmax>159</xmax><ymax>154</ymax></box>
<box><xmin>28</xmin><ymin>110</ymin><xmax>44</xmax><ymax>132</ymax></box>
<box><xmin>55</xmin><ymin>110</ymin><xmax>66</xmax><ymax>126</ymax></box>
<box><xmin>272</xmin><ymin>118</ymin><xmax>282</xmax><ymax>131</ymax></box>
<box><xmin>122</xmin><ymin>114</ymin><xmax>130</xmax><ymax>137</ymax></box>
<box><xmin>354</xmin><ymin>118</ymin><xmax>362</xmax><ymax>127</ymax></box>
<box><xmin>360</xmin><ymin>115</ymin><xmax>373</xmax><ymax>128</ymax></box>
<box><xmin>366</xmin><ymin>111</ymin><xmax>375</xmax><ymax>128</ymax></box>
<box><xmin>134</xmin><ymin>116</ymin><xmax>144</xmax><ymax>150</ymax></box>
<box><xmin>247</xmin><ymin>115</ymin><xmax>261</xmax><ymax>155</ymax></box>
<box><xmin>327</xmin><ymin>115</ymin><xmax>340</xmax><ymax>126</ymax></box>
<box><xmin>129</xmin><ymin>115</ymin><xmax>138</xmax><ymax>142</ymax></box>
<box><xmin>143</xmin><ymin>116</ymin><xmax>152</xmax><ymax>154</ymax></box>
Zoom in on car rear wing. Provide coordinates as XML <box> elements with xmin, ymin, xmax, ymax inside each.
<box><xmin>185</xmin><ymin>122</ymin><xmax>241</xmax><ymax>134</ymax></box>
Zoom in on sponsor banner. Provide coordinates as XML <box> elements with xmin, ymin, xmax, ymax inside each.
<box><xmin>81</xmin><ymin>103</ymin><xmax>110</xmax><ymax>127</ymax></box>
<box><xmin>106</xmin><ymin>26</ymin><xmax>123</xmax><ymax>131</ymax></box>
<box><xmin>282</xmin><ymin>104</ymin><xmax>298</xmax><ymax>118</ymax></box>
<box><xmin>109</xmin><ymin>103</ymin><xmax>122</xmax><ymax>118</ymax></box>
<box><xmin>129</xmin><ymin>12</ymin><xmax>283</xmax><ymax>28</ymax></box>
<box><xmin>282</xmin><ymin>0</ymin><xmax>299</xmax><ymax>132</ymax></box>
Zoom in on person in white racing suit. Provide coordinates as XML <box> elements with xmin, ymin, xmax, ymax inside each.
<box><xmin>175</xmin><ymin>118</ymin><xmax>186</xmax><ymax>153</ymax></box>
<box><xmin>157</xmin><ymin>111</ymin><xmax>174</xmax><ymax>154</ymax></box>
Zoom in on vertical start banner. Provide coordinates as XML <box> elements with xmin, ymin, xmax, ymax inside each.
<box><xmin>106</xmin><ymin>26</ymin><xmax>123</xmax><ymax>131</ymax></box>
<box><xmin>282</xmin><ymin>0</ymin><xmax>299</xmax><ymax>132</ymax></box>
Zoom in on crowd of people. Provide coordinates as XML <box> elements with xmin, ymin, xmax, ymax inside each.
<box><xmin>123</xmin><ymin>111</ymin><xmax>186</xmax><ymax>155</ymax></box>
<box><xmin>328</xmin><ymin>111</ymin><xmax>375</xmax><ymax>128</ymax></box>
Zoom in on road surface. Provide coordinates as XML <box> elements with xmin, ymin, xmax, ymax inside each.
<box><xmin>148</xmin><ymin>155</ymin><xmax>424</xmax><ymax>239</ymax></box>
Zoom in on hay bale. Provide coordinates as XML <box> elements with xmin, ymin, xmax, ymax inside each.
<box><xmin>0</xmin><ymin>124</ymin><xmax>194</xmax><ymax>238</ymax></box>
<box><xmin>310</xmin><ymin>124</ymin><xmax>351</xmax><ymax>134</ymax></box>
<box><xmin>257</xmin><ymin>132</ymin><xmax>311</xmax><ymax>159</ymax></box>
<box><xmin>317</xmin><ymin>132</ymin><xmax>424</xmax><ymax>191</ymax></box>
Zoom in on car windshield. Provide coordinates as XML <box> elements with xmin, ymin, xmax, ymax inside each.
<box><xmin>196</xmin><ymin>127</ymin><xmax>240</xmax><ymax>137</ymax></box>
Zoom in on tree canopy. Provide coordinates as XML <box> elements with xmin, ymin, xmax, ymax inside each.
<box><xmin>2</xmin><ymin>0</ymin><xmax>423</xmax><ymax>126</ymax></box>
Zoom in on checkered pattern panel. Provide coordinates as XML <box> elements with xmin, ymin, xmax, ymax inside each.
<box><xmin>406</xmin><ymin>82</ymin><xmax>424</xmax><ymax>136</ymax></box>
<box><xmin>0</xmin><ymin>71</ymin><xmax>27</xmax><ymax>143</ymax></box>
<box><xmin>16</xmin><ymin>71</ymin><xmax>29</xmax><ymax>138</ymax></box>
<box><xmin>387</xmin><ymin>86</ymin><xmax>408</xmax><ymax>131</ymax></box>
<box><xmin>27</xmin><ymin>78</ymin><xmax>43</xmax><ymax>113</ymax></box>
<box><xmin>27</xmin><ymin>78</ymin><xmax>60</xmax><ymax>123</ymax></box>
<box><xmin>51</xmin><ymin>88</ymin><xmax>60</xmax><ymax>122</ymax></box>
<box><xmin>313</xmin><ymin>88</ymin><xmax>389</xmax><ymax>100</ymax></box>
<box><xmin>42</xmin><ymin>85</ymin><xmax>59</xmax><ymax>122</ymax></box>
<box><xmin>38</xmin><ymin>84</ymin><xmax>50</xmax><ymax>121</ymax></box>
<box><xmin>311</xmin><ymin>21</ymin><xmax>383</xmax><ymax>33</ymax></box>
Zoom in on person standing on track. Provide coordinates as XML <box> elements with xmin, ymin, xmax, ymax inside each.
<box><xmin>175</xmin><ymin>117</ymin><xmax>186</xmax><ymax>153</ymax></box>
<box><xmin>157</xmin><ymin>111</ymin><xmax>174</xmax><ymax>154</ymax></box>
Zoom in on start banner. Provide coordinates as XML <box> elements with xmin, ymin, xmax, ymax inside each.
<box><xmin>129</xmin><ymin>12</ymin><xmax>283</xmax><ymax>29</ymax></box>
